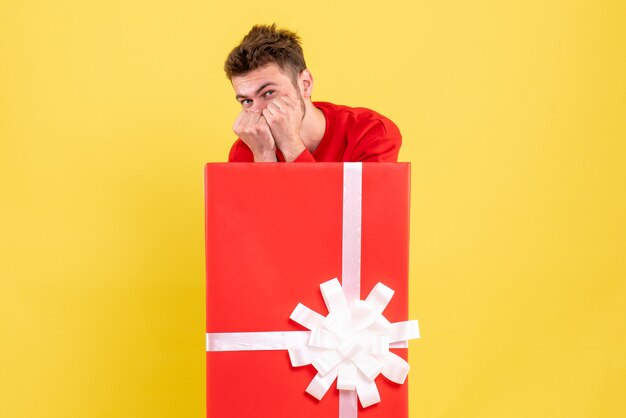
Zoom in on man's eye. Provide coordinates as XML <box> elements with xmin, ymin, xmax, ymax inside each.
<box><xmin>264</xmin><ymin>90</ymin><xmax>275</xmax><ymax>98</ymax></box>
<box><xmin>240</xmin><ymin>99</ymin><xmax>252</xmax><ymax>106</ymax></box>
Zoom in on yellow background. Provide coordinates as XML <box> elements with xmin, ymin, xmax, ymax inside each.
<box><xmin>1</xmin><ymin>0</ymin><xmax>625</xmax><ymax>417</ymax></box>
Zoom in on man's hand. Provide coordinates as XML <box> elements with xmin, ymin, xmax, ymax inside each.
<box><xmin>262</xmin><ymin>96</ymin><xmax>306</xmax><ymax>162</ymax></box>
<box><xmin>233</xmin><ymin>111</ymin><xmax>277</xmax><ymax>162</ymax></box>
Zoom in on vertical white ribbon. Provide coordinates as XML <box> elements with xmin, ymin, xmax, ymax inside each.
<box><xmin>341</xmin><ymin>162</ymin><xmax>362</xmax><ymax>304</ymax></box>
<box><xmin>339</xmin><ymin>389</ymin><xmax>358</xmax><ymax>418</ymax></box>
<box><xmin>339</xmin><ymin>162</ymin><xmax>363</xmax><ymax>418</ymax></box>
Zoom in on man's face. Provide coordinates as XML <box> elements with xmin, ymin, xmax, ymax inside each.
<box><xmin>231</xmin><ymin>63</ymin><xmax>305</xmax><ymax>115</ymax></box>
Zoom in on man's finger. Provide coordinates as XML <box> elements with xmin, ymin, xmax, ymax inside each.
<box><xmin>246</xmin><ymin>111</ymin><xmax>261</xmax><ymax>126</ymax></box>
<box><xmin>283</xmin><ymin>96</ymin><xmax>296</xmax><ymax>106</ymax></box>
<box><xmin>233</xmin><ymin>110</ymin><xmax>247</xmax><ymax>131</ymax></box>
<box><xmin>270</xmin><ymin>99</ymin><xmax>285</xmax><ymax>111</ymax></box>
<box><xmin>262</xmin><ymin>108</ymin><xmax>274</xmax><ymax>122</ymax></box>
<box><xmin>279</xmin><ymin>96</ymin><xmax>297</xmax><ymax>108</ymax></box>
<box><xmin>265</xmin><ymin>102</ymin><xmax>280</xmax><ymax>116</ymax></box>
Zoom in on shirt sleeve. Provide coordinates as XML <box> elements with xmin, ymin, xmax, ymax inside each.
<box><xmin>293</xmin><ymin>148</ymin><xmax>316</xmax><ymax>162</ymax></box>
<box><xmin>352</xmin><ymin>120</ymin><xmax>402</xmax><ymax>162</ymax></box>
<box><xmin>228</xmin><ymin>139</ymin><xmax>254</xmax><ymax>162</ymax></box>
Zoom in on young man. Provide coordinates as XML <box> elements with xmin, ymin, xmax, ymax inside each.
<box><xmin>225</xmin><ymin>24</ymin><xmax>402</xmax><ymax>163</ymax></box>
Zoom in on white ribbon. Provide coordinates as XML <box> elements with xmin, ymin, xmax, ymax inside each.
<box><xmin>341</xmin><ymin>162</ymin><xmax>362</xmax><ymax>303</ymax></box>
<box><xmin>206</xmin><ymin>163</ymin><xmax>420</xmax><ymax>416</ymax></box>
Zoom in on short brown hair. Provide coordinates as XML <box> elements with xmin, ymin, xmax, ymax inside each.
<box><xmin>224</xmin><ymin>24</ymin><xmax>307</xmax><ymax>83</ymax></box>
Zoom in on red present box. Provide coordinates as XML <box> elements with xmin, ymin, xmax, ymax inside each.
<box><xmin>205</xmin><ymin>163</ymin><xmax>417</xmax><ymax>418</ymax></box>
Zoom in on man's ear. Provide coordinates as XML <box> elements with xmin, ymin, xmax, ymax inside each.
<box><xmin>299</xmin><ymin>69</ymin><xmax>314</xmax><ymax>99</ymax></box>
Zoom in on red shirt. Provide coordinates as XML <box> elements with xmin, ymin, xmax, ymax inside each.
<box><xmin>228</xmin><ymin>101</ymin><xmax>402</xmax><ymax>162</ymax></box>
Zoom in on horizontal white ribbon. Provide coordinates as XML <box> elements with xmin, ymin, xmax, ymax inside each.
<box><xmin>206</xmin><ymin>331</ymin><xmax>410</xmax><ymax>352</ymax></box>
<box><xmin>206</xmin><ymin>331</ymin><xmax>310</xmax><ymax>351</ymax></box>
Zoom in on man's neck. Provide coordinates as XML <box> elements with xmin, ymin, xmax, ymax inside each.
<box><xmin>299</xmin><ymin>101</ymin><xmax>327</xmax><ymax>154</ymax></box>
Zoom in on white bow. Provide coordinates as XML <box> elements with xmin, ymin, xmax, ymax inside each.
<box><xmin>288</xmin><ymin>278</ymin><xmax>420</xmax><ymax>408</ymax></box>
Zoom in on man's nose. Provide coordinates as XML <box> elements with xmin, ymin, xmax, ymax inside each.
<box><xmin>249</xmin><ymin>102</ymin><xmax>267</xmax><ymax>113</ymax></box>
